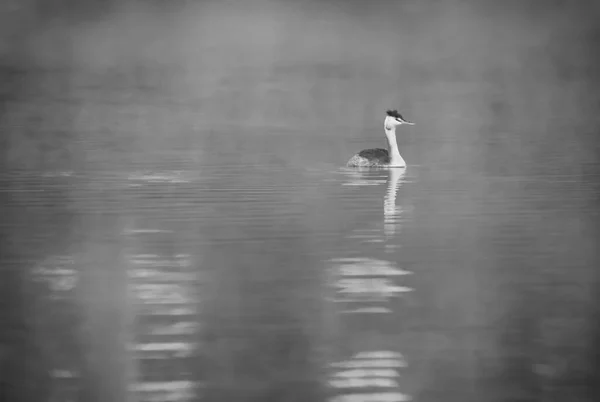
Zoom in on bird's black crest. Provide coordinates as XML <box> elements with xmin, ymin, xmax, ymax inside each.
<box><xmin>386</xmin><ymin>109</ymin><xmax>405</xmax><ymax>119</ymax></box>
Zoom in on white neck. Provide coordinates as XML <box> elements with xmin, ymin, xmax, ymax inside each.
<box><xmin>384</xmin><ymin>125</ymin><xmax>406</xmax><ymax>167</ymax></box>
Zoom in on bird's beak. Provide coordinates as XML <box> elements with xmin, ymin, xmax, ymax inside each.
<box><xmin>396</xmin><ymin>117</ymin><xmax>414</xmax><ymax>125</ymax></box>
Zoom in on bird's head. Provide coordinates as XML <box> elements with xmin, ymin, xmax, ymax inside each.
<box><xmin>384</xmin><ymin>110</ymin><xmax>414</xmax><ymax>130</ymax></box>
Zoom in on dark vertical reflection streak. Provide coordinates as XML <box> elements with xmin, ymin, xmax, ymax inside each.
<box><xmin>74</xmin><ymin>214</ymin><xmax>133</xmax><ymax>402</ymax></box>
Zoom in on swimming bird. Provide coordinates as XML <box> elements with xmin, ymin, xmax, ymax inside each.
<box><xmin>347</xmin><ymin>110</ymin><xmax>414</xmax><ymax>168</ymax></box>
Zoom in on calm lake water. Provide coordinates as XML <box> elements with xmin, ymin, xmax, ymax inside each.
<box><xmin>2</xmin><ymin>1</ymin><xmax>600</xmax><ymax>402</ymax></box>
<box><xmin>3</xmin><ymin>109</ymin><xmax>599</xmax><ymax>402</ymax></box>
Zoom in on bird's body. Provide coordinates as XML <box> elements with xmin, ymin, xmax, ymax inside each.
<box><xmin>347</xmin><ymin>110</ymin><xmax>413</xmax><ymax>168</ymax></box>
<box><xmin>346</xmin><ymin>148</ymin><xmax>391</xmax><ymax>167</ymax></box>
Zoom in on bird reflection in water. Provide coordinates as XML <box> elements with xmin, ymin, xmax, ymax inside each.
<box><xmin>328</xmin><ymin>351</ymin><xmax>411</xmax><ymax>402</ymax></box>
<box><xmin>383</xmin><ymin>167</ymin><xmax>408</xmax><ymax>241</ymax></box>
<box><xmin>326</xmin><ymin>168</ymin><xmax>414</xmax><ymax>400</ymax></box>
<box><xmin>330</xmin><ymin>167</ymin><xmax>412</xmax><ymax>313</ymax></box>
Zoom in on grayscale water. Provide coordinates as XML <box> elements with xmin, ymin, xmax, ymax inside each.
<box><xmin>1</xmin><ymin>1</ymin><xmax>599</xmax><ymax>402</ymax></box>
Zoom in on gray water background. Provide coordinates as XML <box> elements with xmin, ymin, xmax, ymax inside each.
<box><xmin>1</xmin><ymin>1</ymin><xmax>599</xmax><ymax>401</ymax></box>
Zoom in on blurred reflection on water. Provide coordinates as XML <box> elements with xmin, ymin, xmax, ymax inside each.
<box><xmin>2</xmin><ymin>1</ymin><xmax>600</xmax><ymax>402</ymax></box>
<box><xmin>3</xmin><ymin>134</ymin><xmax>599</xmax><ymax>401</ymax></box>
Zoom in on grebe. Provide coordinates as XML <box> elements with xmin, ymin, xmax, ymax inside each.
<box><xmin>347</xmin><ymin>110</ymin><xmax>414</xmax><ymax>168</ymax></box>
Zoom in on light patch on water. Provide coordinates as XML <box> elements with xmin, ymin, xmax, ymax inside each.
<box><xmin>335</xmin><ymin>278</ymin><xmax>412</xmax><ymax>295</ymax></box>
<box><xmin>148</xmin><ymin>321</ymin><xmax>199</xmax><ymax>336</ymax></box>
<box><xmin>328</xmin><ymin>258</ymin><xmax>412</xmax><ymax>276</ymax></box>
<box><xmin>384</xmin><ymin>245</ymin><xmax>402</xmax><ymax>251</ymax></box>
<box><xmin>347</xmin><ymin>234</ymin><xmax>381</xmax><ymax>239</ymax></box>
<box><xmin>130</xmin><ymin>342</ymin><xmax>196</xmax><ymax>358</ymax></box>
<box><xmin>329</xmin><ymin>393</ymin><xmax>411</xmax><ymax>402</ymax></box>
<box><xmin>132</xmin><ymin>283</ymin><xmax>193</xmax><ymax>304</ymax></box>
<box><xmin>342</xmin><ymin>180</ymin><xmax>386</xmax><ymax>186</ymax></box>
<box><xmin>32</xmin><ymin>256</ymin><xmax>78</xmax><ymax>293</ymax></box>
<box><xmin>131</xmin><ymin>380</ymin><xmax>198</xmax><ymax>392</ymax></box>
<box><xmin>127</xmin><ymin>170</ymin><xmax>191</xmax><ymax>184</ymax></box>
<box><xmin>328</xmin><ymin>258</ymin><xmax>413</xmax><ymax>309</ymax></box>
<box><xmin>41</xmin><ymin>171</ymin><xmax>74</xmax><ymax>177</ymax></box>
<box><xmin>330</xmin><ymin>359</ymin><xmax>407</xmax><ymax>369</ymax></box>
<box><xmin>144</xmin><ymin>306</ymin><xmax>196</xmax><ymax>316</ymax></box>
<box><xmin>329</xmin><ymin>351</ymin><xmax>410</xmax><ymax>401</ymax></box>
<box><xmin>131</xmin><ymin>381</ymin><xmax>198</xmax><ymax>402</ymax></box>
<box><xmin>342</xmin><ymin>307</ymin><xmax>392</xmax><ymax>314</ymax></box>
<box><xmin>329</xmin><ymin>378</ymin><xmax>399</xmax><ymax>388</ymax></box>
<box><xmin>130</xmin><ymin>254</ymin><xmax>191</xmax><ymax>268</ymax></box>
<box><xmin>52</xmin><ymin>369</ymin><xmax>78</xmax><ymax>378</ymax></box>
<box><xmin>131</xmin><ymin>380</ymin><xmax>197</xmax><ymax>392</ymax></box>
<box><xmin>333</xmin><ymin>369</ymin><xmax>400</xmax><ymax>378</ymax></box>
<box><xmin>129</xmin><ymin>268</ymin><xmax>197</xmax><ymax>282</ymax></box>
<box><xmin>126</xmin><ymin>227</ymin><xmax>201</xmax><ymax>391</ymax></box>
<box><xmin>355</xmin><ymin>351</ymin><xmax>404</xmax><ymax>359</ymax></box>
<box><xmin>123</xmin><ymin>228</ymin><xmax>174</xmax><ymax>234</ymax></box>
